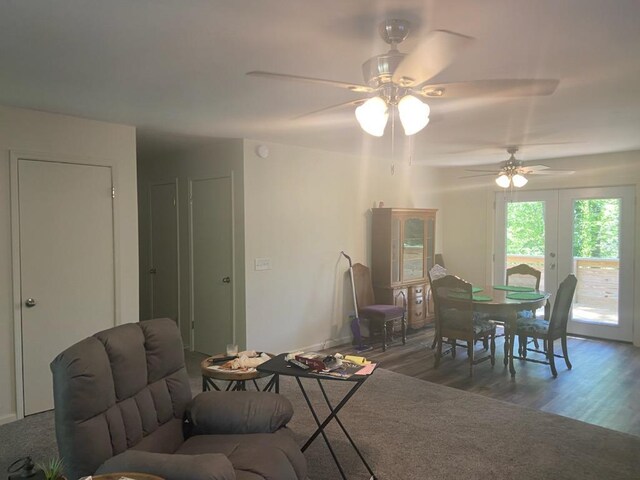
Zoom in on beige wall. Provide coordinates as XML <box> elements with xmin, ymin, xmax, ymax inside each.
<box><xmin>436</xmin><ymin>150</ymin><xmax>640</xmax><ymax>346</ymax></box>
<box><xmin>137</xmin><ymin>139</ymin><xmax>245</xmax><ymax>348</ymax></box>
<box><xmin>242</xmin><ymin>139</ymin><xmax>441</xmax><ymax>353</ymax></box>
<box><xmin>0</xmin><ymin>105</ymin><xmax>138</xmax><ymax>424</ymax></box>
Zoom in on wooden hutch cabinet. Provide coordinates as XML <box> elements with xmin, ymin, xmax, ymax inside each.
<box><xmin>371</xmin><ymin>208</ymin><xmax>437</xmax><ymax>329</ymax></box>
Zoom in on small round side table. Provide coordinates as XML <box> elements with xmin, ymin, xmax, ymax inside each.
<box><xmin>200</xmin><ymin>353</ymin><xmax>278</xmax><ymax>392</ymax></box>
<box><xmin>91</xmin><ymin>473</ymin><xmax>164</xmax><ymax>480</ymax></box>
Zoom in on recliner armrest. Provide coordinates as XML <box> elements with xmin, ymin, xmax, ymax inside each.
<box><xmin>95</xmin><ymin>450</ymin><xmax>235</xmax><ymax>480</ymax></box>
<box><xmin>187</xmin><ymin>391</ymin><xmax>293</xmax><ymax>435</ymax></box>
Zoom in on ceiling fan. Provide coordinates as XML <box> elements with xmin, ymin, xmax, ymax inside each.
<box><xmin>247</xmin><ymin>19</ymin><xmax>560</xmax><ymax>137</ymax></box>
<box><xmin>464</xmin><ymin>147</ymin><xmax>575</xmax><ymax>188</ymax></box>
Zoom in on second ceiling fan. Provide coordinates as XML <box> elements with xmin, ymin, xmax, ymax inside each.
<box><xmin>247</xmin><ymin>19</ymin><xmax>560</xmax><ymax>137</ymax></box>
<box><xmin>464</xmin><ymin>147</ymin><xmax>575</xmax><ymax>188</ymax></box>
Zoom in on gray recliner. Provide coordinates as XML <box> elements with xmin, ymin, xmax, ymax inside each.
<box><xmin>50</xmin><ymin>318</ymin><xmax>307</xmax><ymax>480</ymax></box>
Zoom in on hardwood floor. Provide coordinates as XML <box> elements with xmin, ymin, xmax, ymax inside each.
<box><xmin>320</xmin><ymin>326</ymin><xmax>640</xmax><ymax>437</ymax></box>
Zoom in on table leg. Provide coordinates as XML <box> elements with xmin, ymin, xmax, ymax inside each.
<box><xmin>316</xmin><ymin>380</ymin><xmax>376</xmax><ymax>479</ymax></box>
<box><xmin>295</xmin><ymin>377</ymin><xmax>348</xmax><ymax>479</ymax></box>
<box><xmin>508</xmin><ymin>312</ymin><xmax>517</xmax><ymax>376</ymax></box>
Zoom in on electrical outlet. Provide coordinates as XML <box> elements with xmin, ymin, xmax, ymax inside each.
<box><xmin>254</xmin><ymin>257</ymin><xmax>272</xmax><ymax>271</ymax></box>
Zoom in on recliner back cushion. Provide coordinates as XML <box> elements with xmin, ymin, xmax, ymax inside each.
<box><xmin>51</xmin><ymin>318</ymin><xmax>192</xmax><ymax>480</ymax></box>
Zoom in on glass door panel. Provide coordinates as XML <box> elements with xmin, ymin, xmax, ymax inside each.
<box><xmin>559</xmin><ymin>187</ymin><xmax>634</xmax><ymax>341</ymax></box>
<box><xmin>495</xmin><ymin>190</ymin><xmax>558</xmax><ymax>296</ymax></box>
<box><xmin>391</xmin><ymin>216</ymin><xmax>401</xmax><ymax>284</ymax></box>
<box><xmin>505</xmin><ymin>200</ymin><xmax>546</xmax><ymax>290</ymax></box>
<box><xmin>403</xmin><ymin>217</ymin><xmax>424</xmax><ymax>281</ymax></box>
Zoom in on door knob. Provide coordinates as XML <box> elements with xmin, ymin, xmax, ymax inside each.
<box><xmin>25</xmin><ymin>298</ymin><xmax>37</xmax><ymax>308</ymax></box>
<box><xmin>222</xmin><ymin>277</ymin><xmax>231</xmax><ymax>283</ymax></box>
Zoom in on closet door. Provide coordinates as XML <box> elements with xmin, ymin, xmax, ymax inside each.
<box><xmin>16</xmin><ymin>158</ymin><xmax>115</xmax><ymax>415</ymax></box>
<box><xmin>190</xmin><ymin>176</ymin><xmax>234</xmax><ymax>355</ymax></box>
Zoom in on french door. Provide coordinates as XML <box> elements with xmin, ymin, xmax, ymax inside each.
<box><xmin>495</xmin><ymin>186</ymin><xmax>635</xmax><ymax>342</ymax></box>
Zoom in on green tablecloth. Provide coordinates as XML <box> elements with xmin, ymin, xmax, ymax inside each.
<box><xmin>506</xmin><ymin>292</ymin><xmax>546</xmax><ymax>300</ymax></box>
<box><xmin>493</xmin><ymin>285</ymin><xmax>535</xmax><ymax>292</ymax></box>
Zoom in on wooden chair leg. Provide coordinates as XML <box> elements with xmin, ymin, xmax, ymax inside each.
<box><xmin>435</xmin><ymin>337</ymin><xmax>442</xmax><ymax>368</ymax></box>
<box><xmin>451</xmin><ymin>339</ymin><xmax>457</xmax><ymax>359</ymax></box>
<box><xmin>561</xmin><ymin>335</ymin><xmax>572</xmax><ymax>370</ymax></box>
<box><xmin>468</xmin><ymin>342</ymin><xmax>474</xmax><ymax>377</ymax></box>
<box><xmin>482</xmin><ymin>337</ymin><xmax>489</xmax><ymax>351</ymax></box>
<box><xmin>382</xmin><ymin>322</ymin><xmax>387</xmax><ymax>352</ymax></box>
<box><xmin>490</xmin><ymin>333</ymin><xmax>496</xmax><ymax>366</ymax></box>
<box><xmin>401</xmin><ymin>315</ymin><xmax>407</xmax><ymax>345</ymax></box>
<box><xmin>547</xmin><ymin>337</ymin><xmax>558</xmax><ymax>377</ymax></box>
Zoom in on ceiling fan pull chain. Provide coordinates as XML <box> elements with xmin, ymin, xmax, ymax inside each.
<box><xmin>390</xmin><ymin>105</ymin><xmax>396</xmax><ymax>175</ymax></box>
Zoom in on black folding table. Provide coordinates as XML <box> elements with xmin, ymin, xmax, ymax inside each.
<box><xmin>258</xmin><ymin>353</ymin><xmax>377</xmax><ymax>480</ymax></box>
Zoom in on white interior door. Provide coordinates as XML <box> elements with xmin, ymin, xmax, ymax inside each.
<box><xmin>17</xmin><ymin>159</ymin><xmax>115</xmax><ymax>415</ymax></box>
<box><xmin>149</xmin><ymin>182</ymin><xmax>179</xmax><ymax>323</ymax></box>
<box><xmin>190</xmin><ymin>176</ymin><xmax>233</xmax><ymax>355</ymax></box>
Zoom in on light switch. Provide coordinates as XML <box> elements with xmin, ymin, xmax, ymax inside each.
<box><xmin>254</xmin><ymin>257</ymin><xmax>272</xmax><ymax>271</ymax></box>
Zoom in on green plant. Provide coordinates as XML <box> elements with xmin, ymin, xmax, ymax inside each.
<box><xmin>37</xmin><ymin>457</ymin><xmax>64</xmax><ymax>480</ymax></box>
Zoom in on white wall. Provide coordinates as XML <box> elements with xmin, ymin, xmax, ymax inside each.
<box><xmin>137</xmin><ymin>138</ymin><xmax>245</xmax><ymax>348</ymax></box>
<box><xmin>436</xmin><ymin>150</ymin><xmax>640</xmax><ymax>346</ymax></box>
<box><xmin>242</xmin><ymin>139</ymin><xmax>441</xmax><ymax>353</ymax></box>
<box><xmin>0</xmin><ymin>105</ymin><xmax>138</xmax><ymax>424</ymax></box>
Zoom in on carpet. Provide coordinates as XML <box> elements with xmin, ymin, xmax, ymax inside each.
<box><xmin>1</xmin><ymin>369</ymin><xmax>639</xmax><ymax>479</ymax></box>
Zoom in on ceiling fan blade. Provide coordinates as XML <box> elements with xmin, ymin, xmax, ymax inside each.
<box><xmin>464</xmin><ymin>168</ymin><xmax>499</xmax><ymax>173</ymax></box>
<box><xmin>419</xmin><ymin>79</ymin><xmax>560</xmax><ymax>98</ymax></box>
<box><xmin>460</xmin><ymin>173</ymin><xmax>498</xmax><ymax>178</ymax></box>
<box><xmin>522</xmin><ymin>164</ymin><xmax>550</xmax><ymax>172</ymax></box>
<box><xmin>392</xmin><ymin>30</ymin><xmax>473</xmax><ymax>87</ymax></box>
<box><xmin>526</xmin><ymin>169</ymin><xmax>575</xmax><ymax>175</ymax></box>
<box><xmin>246</xmin><ymin>71</ymin><xmax>373</xmax><ymax>93</ymax></box>
<box><xmin>295</xmin><ymin>99</ymin><xmax>365</xmax><ymax>119</ymax></box>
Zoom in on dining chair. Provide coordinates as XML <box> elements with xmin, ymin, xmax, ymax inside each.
<box><xmin>352</xmin><ymin>263</ymin><xmax>406</xmax><ymax>351</ymax></box>
<box><xmin>513</xmin><ymin>274</ymin><xmax>578</xmax><ymax>377</ymax></box>
<box><xmin>431</xmin><ymin>275</ymin><xmax>496</xmax><ymax>376</ymax></box>
<box><xmin>506</xmin><ymin>263</ymin><xmax>543</xmax><ymax>352</ymax></box>
<box><xmin>427</xmin><ymin>264</ymin><xmax>447</xmax><ymax>349</ymax></box>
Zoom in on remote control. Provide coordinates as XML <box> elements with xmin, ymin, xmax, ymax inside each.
<box><xmin>287</xmin><ymin>358</ymin><xmax>310</xmax><ymax>370</ymax></box>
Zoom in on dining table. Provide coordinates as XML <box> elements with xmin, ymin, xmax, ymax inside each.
<box><xmin>471</xmin><ymin>285</ymin><xmax>551</xmax><ymax>376</ymax></box>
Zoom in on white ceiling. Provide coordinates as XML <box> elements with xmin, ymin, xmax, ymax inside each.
<box><xmin>1</xmin><ymin>0</ymin><xmax>639</xmax><ymax>167</ymax></box>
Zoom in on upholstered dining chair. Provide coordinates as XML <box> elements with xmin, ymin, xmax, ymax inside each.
<box><xmin>514</xmin><ymin>274</ymin><xmax>578</xmax><ymax>377</ymax></box>
<box><xmin>352</xmin><ymin>263</ymin><xmax>406</xmax><ymax>351</ymax></box>
<box><xmin>431</xmin><ymin>275</ymin><xmax>496</xmax><ymax>376</ymax></box>
<box><xmin>427</xmin><ymin>263</ymin><xmax>448</xmax><ymax>349</ymax></box>
<box><xmin>507</xmin><ymin>263</ymin><xmax>543</xmax><ymax>351</ymax></box>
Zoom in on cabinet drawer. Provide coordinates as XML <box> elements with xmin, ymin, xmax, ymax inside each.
<box><xmin>409</xmin><ymin>284</ymin><xmax>427</xmax><ymax>298</ymax></box>
<box><xmin>409</xmin><ymin>300</ymin><xmax>426</xmax><ymax>328</ymax></box>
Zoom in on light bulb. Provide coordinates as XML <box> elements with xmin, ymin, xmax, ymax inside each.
<box><xmin>355</xmin><ymin>97</ymin><xmax>389</xmax><ymax>137</ymax></box>
<box><xmin>495</xmin><ymin>174</ymin><xmax>511</xmax><ymax>188</ymax></box>
<box><xmin>512</xmin><ymin>173</ymin><xmax>528</xmax><ymax>188</ymax></box>
<box><xmin>398</xmin><ymin>95</ymin><xmax>430</xmax><ymax>135</ymax></box>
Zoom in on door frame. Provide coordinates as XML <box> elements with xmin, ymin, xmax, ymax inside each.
<box><xmin>10</xmin><ymin>150</ymin><xmax>118</xmax><ymax>420</ymax></box>
<box><xmin>495</xmin><ymin>185</ymin><xmax>635</xmax><ymax>342</ymax></box>
<box><xmin>187</xmin><ymin>173</ymin><xmax>236</xmax><ymax>351</ymax></box>
<box><xmin>147</xmin><ymin>179</ymin><xmax>181</xmax><ymax>328</ymax></box>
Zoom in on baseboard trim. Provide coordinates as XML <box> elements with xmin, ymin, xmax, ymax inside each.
<box><xmin>0</xmin><ymin>413</ymin><xmax>18</xmax><ymax>425</ymax></box>
<box><xmin>299</xmin><ymin>335</ymin><xmax>352</xmax><ymax>353</ymax></box>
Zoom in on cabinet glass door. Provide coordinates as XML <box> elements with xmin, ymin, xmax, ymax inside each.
<box><xmin>403</xmin><ymin>217</ymin><xmax>425</xmax><ymax>281</ymax></box>
<box><xmin>391</xmin><ymin>215</ymin><xmax>401</xmax><ymax>283</ymax></box>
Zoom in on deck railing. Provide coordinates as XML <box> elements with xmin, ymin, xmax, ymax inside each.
<box><xmin>506</xmin><ymin>254</ymin><xmax>619</xmax><ymax>322</ymax></box>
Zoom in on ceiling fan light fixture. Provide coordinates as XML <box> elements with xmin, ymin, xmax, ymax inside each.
<box><xmin>495</xmin><ymin>173</ymin><xmax>511</xmax><ymax>188</ymax></box>
<box><xmin>355</xmin><ymin>96</ymin><xmax>389</xmax><ymax>136</ymax></box>
<box><xmin>512</xmin><ymin>173</ymin><xmax>528</xmax><ymax>188</ymax></box>
<box><xmin>398</xmin><ymin>95</ymin><xmax>430</xmax><ymax>135</ymax></box>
